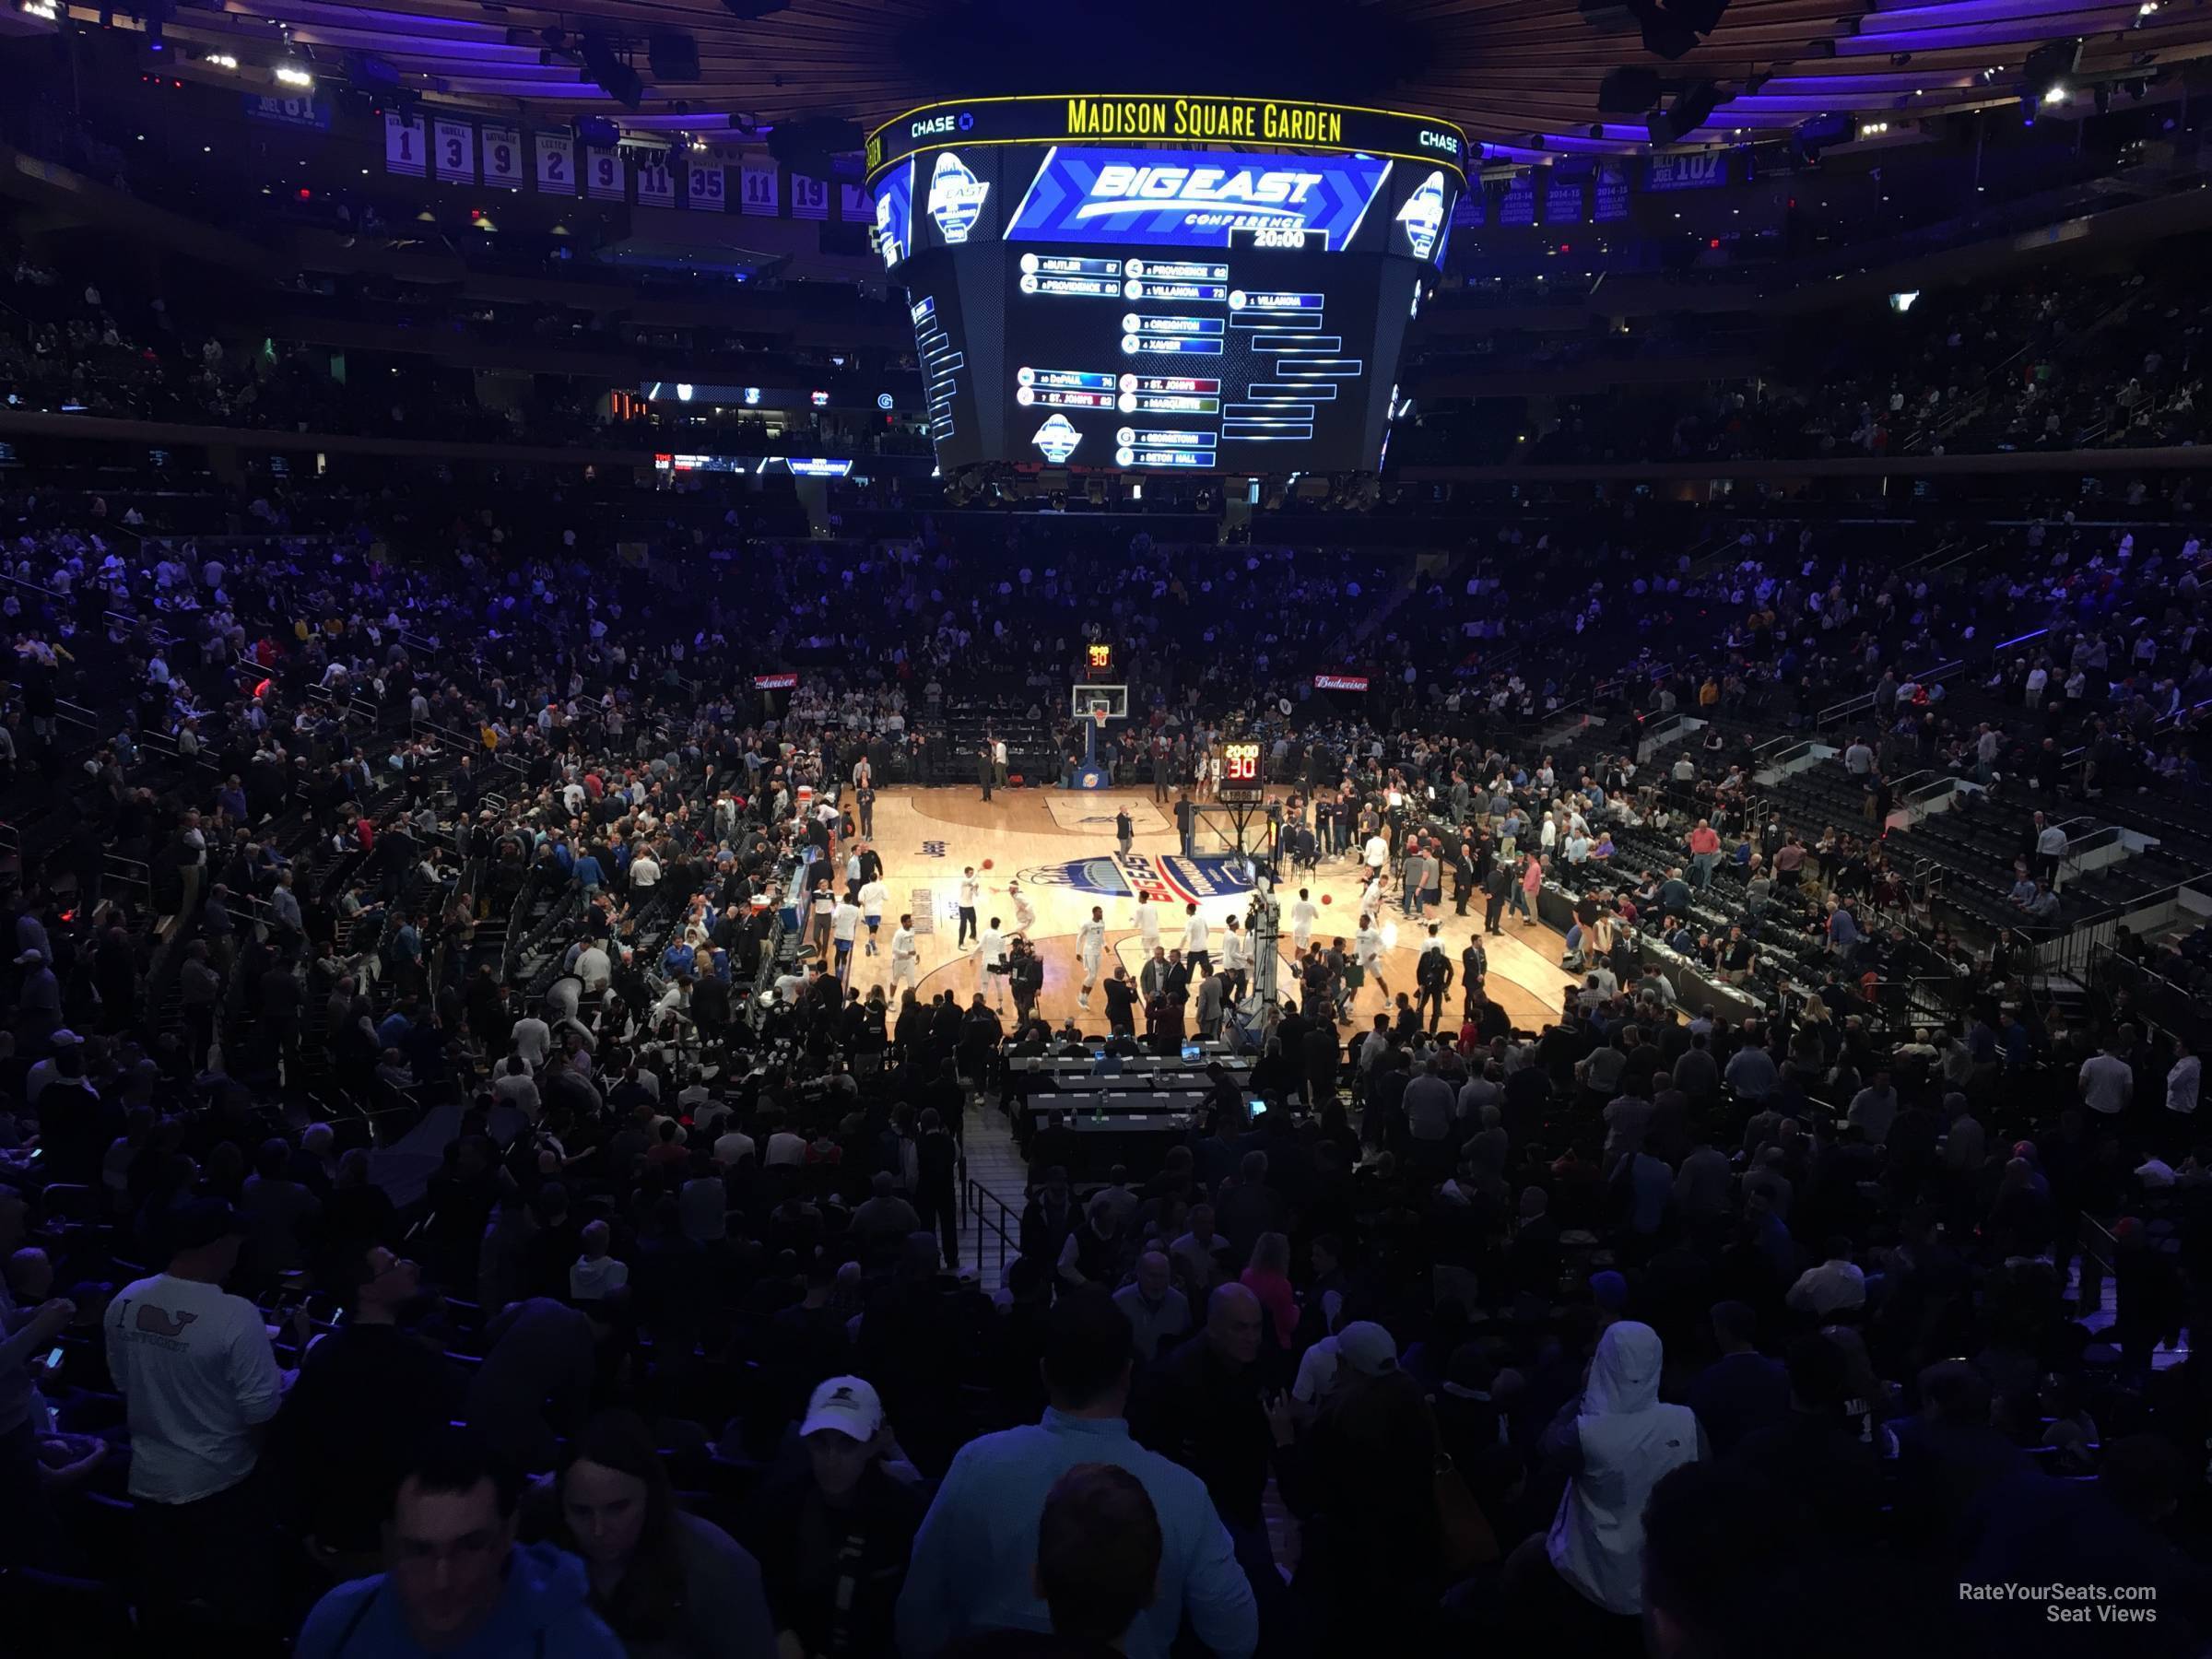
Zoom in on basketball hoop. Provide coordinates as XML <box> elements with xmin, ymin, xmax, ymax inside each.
<box><xmin>1091</xmin><ymin>706</ymin><xmax>1110</xmax><ymax>732</ymax></box>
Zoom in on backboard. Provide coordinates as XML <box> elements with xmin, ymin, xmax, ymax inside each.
<box><xmin>1069</xmin><ymin>683</ymin><xmax>1130</xmax><ymax>721</ymax></box>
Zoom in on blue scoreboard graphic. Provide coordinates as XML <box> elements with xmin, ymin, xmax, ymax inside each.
<box><xmin>875</xmin><ymin>124</ymin><xmax>1457</xmax><ymax>475</ymax></box>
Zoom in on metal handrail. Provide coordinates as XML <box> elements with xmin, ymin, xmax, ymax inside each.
<box><xmin>962</xmin><ymin>1173</ymin><xmax>1020</xmax><ymax>1283</ymax></box>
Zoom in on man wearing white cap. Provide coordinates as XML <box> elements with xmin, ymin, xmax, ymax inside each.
<box><xmin>747</xmin><ymin>1377</ymin><xmax>927</xmax><ymax>1659</ymax></box>
<box><xmin>1289</xmin><ymin>1319</ymin><xmax>1398</xmax><ymax>1415</ymax></box>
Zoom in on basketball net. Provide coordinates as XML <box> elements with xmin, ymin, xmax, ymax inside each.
<box><xmin>1091</xmin><ymin>706</ymin><xmax>1110</xmax><ymax>731</ymax></box>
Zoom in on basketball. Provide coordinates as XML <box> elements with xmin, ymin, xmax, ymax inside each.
<box><xmin>982</xmin><ymin>858</ymin><xmax>994</xmax><ymax>870</ymax></box>
<box><xmin>1322</xmin><ymin>893</ymin><xmax>1333</xmax><ymax>904</ymax></box>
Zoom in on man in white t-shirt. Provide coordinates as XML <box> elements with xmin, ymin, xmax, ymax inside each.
<box><xmin>712</xmin><ymin>1121</ymin><xmax>759</xmax><ymax>1167</ymax></box>
<box><xmin>2079</xmin><ymin>1036</ymin><xmax>2135</xmax><ymax>1117</ymax></box>
<box><xmin>831</xmin><ymin>896</ymin><xmax>863</xmax><ymax>982</ymax></box>
<box><xmin>511</xmin><ymin>1015</ymin><xmax>552</xmax><ymax>1070</ymax></box>
<box><xmin>1076</xmin><ymin>906</ymin><xmax>1107</xmax><ymax>1009</ymax></box>
<box><xmin>491</xmin><ymin>1055</ymin><xmax>541</xmax><ymax>1122</ymax></box>
<box><xmin>765</xmin><ymin>1124</ymin><xmax>808</xmax><ymax>1167</ymax></box>
<box><xmin>104</xmin><ymin>1198</ymin><xmax>294</xmax><ymax>1614</ymax></box>
<box><xmin>2168</xmin><ymin>1035</ymin><xmax>2200</xmax><ymax>1135</ymax></box>
<box><xmin>859</xmin><ymin>877</ymin><xmax>889</xmax><ymax>956</ymax></box>
<box><xmin>1288</xmin><ymin>888</ymin><xmax>1319</xmax><ymax>954</ymax></box>
<box><xmin>976</xmin><ymin>918</ymin><xmax>1008</xmax><ymax>1007</ymax></box>
<box><xmin>889</xmin><ymin>913</ymin><xmax>921</xmax><ymax>995</ymax></box>
<box><xmin>1181</xmin><ymin>903</ymin><xmax>1212</xmax><ymax>974</ymax></box>
<box><xmin>628</xmin><ymin>849</ymin><xmax>661</xmax><ymax>892</ymax></box>
<box><xmin>1135</xmin><ymin>895</ymin><xmax>1161</xmax><ymax>952</ymax></box>
<box><xmin>956</xmin><ymin>868</ymin><xmax>981</xmax><ymax>948</ymax></box>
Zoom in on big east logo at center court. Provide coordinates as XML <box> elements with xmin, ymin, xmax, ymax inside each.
<box><xmin>1019</xmin><ymin>852</ymin><xmax>1255</xmax><ymax>905</ymax></box>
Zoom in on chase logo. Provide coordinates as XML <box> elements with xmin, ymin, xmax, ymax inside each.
<box><xmin>1396</xmin><ymin>171</ymin><xmax>1445</xmax><ymax>262</ymax></box>
<box><xmin>1031</xmin><ymin>413</ymin><xmax>1083</xmax><ymax>464</ymax></box>
<box><xmin>927</xmin><ymin>151</ymin><xmax>988</xmax><ymax>243</ymax></box>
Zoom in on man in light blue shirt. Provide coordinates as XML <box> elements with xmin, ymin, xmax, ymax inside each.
<box><xmin>897</xmin><ymin>1288</ymin><xmax>1257</xmax><ymax>1659</ymax></box>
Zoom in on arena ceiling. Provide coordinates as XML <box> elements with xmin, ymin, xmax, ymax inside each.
<box><xmin>37</xmin><ymin>0</ymin><xmax>2212</xmax><ymax>155</ymax></box>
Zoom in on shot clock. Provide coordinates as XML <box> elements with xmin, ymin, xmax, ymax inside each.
<box><xmin>1218</xmin><ymin>740</ymin><xmax>1265</xmax><ymax>805</ymax></box>
<box><xmin>1086</xmin><ymin>642</ymin><xmax>1114</xmax><ymax>677</ymax></box>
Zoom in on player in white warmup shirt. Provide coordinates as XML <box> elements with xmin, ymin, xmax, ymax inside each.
<box><xmin>889</xmin><ymin>914</ymin><xmax>921</xmax><ymax>995</ymax></box>
<box><xmin>859</xmin><ymin>877</ymin><xmax>888</xmax><ymax>956</ymax></box>
<box><xmin>976</xmin><ymin>919</ymin><xmax>1008</xmax><ymax>1007</ymax></box>
<box><xmin>1355</xmin><ymin>914</ymin><xmax>1388</xmax><ymax>998</ymax></box>
<box><xmin>1135</xmin><ymin>895</ymin><xmax>1160</xmax><ymax>952</ymax></box>
<box><xmin>1288</xmin><ymin>888</ymin><xmax>1320</xmax><ymax>954</ymax></box>
<box><xmin>1181</xmin><ymin>904</ymin><xmax>1212</xmax><ymax>974</ymax></box>
<box><xmin>1220</xmin><ymin>914</ymin><xmax>1251</xmax><ymax>1002</ymax></box>
<box><xmin>1010</xmin><ymin>882</ymin><xmax>1038</xmax><ymax>935</ymax></box>
<box><xmin>1077</xmin><ymin>905</ymin><xmax>1107</xmax><ymax>1008</ymax></box>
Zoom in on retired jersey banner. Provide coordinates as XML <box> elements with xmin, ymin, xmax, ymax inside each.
<box><xmin>635</xmin><ymin>153</ymin><xmax>675</xmax><ymax>207</ymax></box>
<box><xmin>687</xmin><ymin>164</ymin><xmax>726</xmax><ymax>211</ymax></box>
<box><xmin>586</xmin><ymin>147</ymin><xmax>626</xmax><ymax>202</ymax></box>
<box><xmin>535</xmin><ymin>132</ymin><xmax>575</xmax><ymax>194</ymax></box>
<box><xmin>739</xmin><ymin>159</ymin><xmax>779</xmax><ymax>216</ymax></box>
<box><xmin>382</xmin><ymin>112</ymin><xmax>426</xmax><ymax>177</ymax></box>
<box><xmin>791</xmin><ymin>173</ymin><xmax>830</xmax><ymax>220</ymax></box>
<box><xmin>480</xmin><ymin>125</ymin><xmax>523</xmax><ymax>189</ymax></box>
<box><xmin>433</xmin><ymin>119</ymin><xmax>476</xmax><ymax>184</ymax></box>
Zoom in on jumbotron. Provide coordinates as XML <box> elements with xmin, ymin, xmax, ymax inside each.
<box><xmin>1064</xmin><ymin>96</ymin><xmax>1348</xmax><ymax>144</ymax></box>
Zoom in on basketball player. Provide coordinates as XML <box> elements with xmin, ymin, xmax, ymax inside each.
<box><xmin>1181</xmin><ymin>902</ymin><xmax>1212</xmax><ymax>976</ymax></box>
<box><xmin>1288</xmin><ymin>887</ymin><xmax>1319</xmax><ymax>955</ymax></box>
<box><xmin>1219</xmin><ymin>913</ymin><xmax>1250</xmax><ymax>1004</ymax></box>
<box><xmin>1355</xmin><ymin>913</ymin><xmax>1387</xmax><ymax>1002</ymax></box>
<box><xmin>830</xmin><ymin>893</ymin><xmax>862</xmax><ymax>983</ymax></box>
<box><xmin>1010</xmin><ymin>881</ymin><xmax>1038</xmax><ymax>936</ymax></box>
<box><xmin>956</xmin><ymin>866</ymin><xmax>980</xmax><ymax>947</ymax></box>
<box><xmin>1135</xmin><ymin>893</ymin><xmax>1160</xmax><ymax>954</ymax></box>
<box><xmin>859</xmin><ymin>874</ymin><xmax>888</xmax><ymax>956</ymax></box>
<box><xmin>977</xmin><ymin>915</ymin><xmax>1009</xmax><ymax>1008</ymax></box>
<box><xmin>889</xmin><ymin>913</ymin><xmax>921</xmax><ymax>997</ymax></box>
<box><xmin>1077</xmin><ymin>905</ymin><xmax>1107</xmax><ymax>1009</ymax></box>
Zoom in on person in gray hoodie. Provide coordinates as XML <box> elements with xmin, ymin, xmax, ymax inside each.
<box><xmin>296</xmin><ymin>1427</ymin><xmax>624</xmax><ymax>1658</ymax></box>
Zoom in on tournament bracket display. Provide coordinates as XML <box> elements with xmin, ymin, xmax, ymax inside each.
<box><xmin>866</xmin><ymin>95</ymin><xmax>1465</xmax><ymax>474</ymax></box>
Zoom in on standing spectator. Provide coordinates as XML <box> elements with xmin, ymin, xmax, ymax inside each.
<box><xmin>896</xmin><ymin>1288</ymin><xmax>1258</xmax><ymax>1659</ymax></box>
<box><xmin>1532</xmin><ymin>1321</ymin><xmax>1702</xmax><ymax>1623</ymax></box>
<box><xmin>104</xmin><ymin>1197</ymin><xmax>297</xmax><ymax>1622</ymax></box>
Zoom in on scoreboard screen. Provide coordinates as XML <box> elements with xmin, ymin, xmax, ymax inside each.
<box><xmin>870</xmin><ymin>97</ymin><xmax>1464</xmax><ymax>475</ymax></box>
<box><xmin>1219</xmin><ymin>740</ymin><xmax>1265</xmax><ymax>804</ymax></box>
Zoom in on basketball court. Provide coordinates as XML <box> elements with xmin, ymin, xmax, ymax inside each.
<box><xmin>845</xmin><ymin>786</ymin><xmax>1573</xmax><ymax>1036</ymax></box>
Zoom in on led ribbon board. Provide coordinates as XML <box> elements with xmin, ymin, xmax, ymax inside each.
<box><xmin>866</xmin><ymin>95</ymin><xmax>1468</xmax><ymax>184</ymax></box>
<box><xmin>1006</xmin><ymin>149</ymin><xmax>1390</xmax><ymax>252</ymax></box>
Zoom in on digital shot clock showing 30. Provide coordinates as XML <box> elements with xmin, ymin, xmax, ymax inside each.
<box><xmin>1219</xmin><ymin>741</ymin><xmax>1265</xmax><ymax>803</ymax></box>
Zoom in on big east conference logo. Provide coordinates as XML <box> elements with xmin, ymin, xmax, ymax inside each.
<box><xmin>1022</xmin><ymin>852</ymin><xmax>1254</xmax><ymax>904</ymax></box>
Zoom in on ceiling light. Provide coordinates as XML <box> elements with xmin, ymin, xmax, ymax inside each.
<box><xmin>2044</xmin><ymin>84</ymin><xmax>2068</xmax><ymax>103</ymax></box>
<box><xmin>275</xmin><ymin>64</ymin><xmax>312</xmax><ymax>88</ymax></box>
